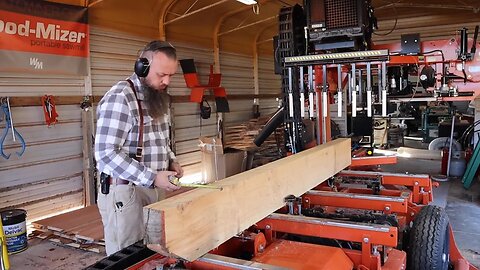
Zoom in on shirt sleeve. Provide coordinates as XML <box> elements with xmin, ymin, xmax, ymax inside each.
<box><xmin>94</xmin><ymin>87</ymin><xmax>156</xmax><ymax>187</ymax></box>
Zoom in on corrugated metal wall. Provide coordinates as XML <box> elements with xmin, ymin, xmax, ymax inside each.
<box><xmin>90</xmin><ymin>28</ymin><xmax>217</xmax><ymax>179</ymax></box>
<box><xmin>258</xmin><ymin>56</ymin><xmax>281</xmax><ymax>116</ymax></box>
<box><xmin>0</xmin><ymin>74</ymin><xmax>85</xmax><ymax>221</ymax></box>
<box><xmin>169</xmin><ymin>44</ymin><xmax>218</xmax><ymax>180</ymax></box>
<box><xmin>373</xmin><ymin>17</ymin><xmax>480</xmax><ymax>44</ymax></box>
<box><xmin>0</xmin><ymin>26</ymin><xmax>282</xmax><ymax>220</ymax></box>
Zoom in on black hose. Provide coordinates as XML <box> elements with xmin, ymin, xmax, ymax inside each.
<box><xmin>254</xmin><ymin>107</ymin><xmax>285</xmax><ymax>147</ymax></box>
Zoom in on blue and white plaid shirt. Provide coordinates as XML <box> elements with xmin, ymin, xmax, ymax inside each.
<box><xmin>94</xmin><ymin>74</ymin><xmax>176</xmax><ymax>187</ymax></box>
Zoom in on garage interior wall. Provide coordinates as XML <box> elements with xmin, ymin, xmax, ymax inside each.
<box><xmin>0</xmin><ymin>74</ymin><xmax>86</xmax><ymax>222</ymax></box>
<box><xmin>90</xmin><ymin>26</ymin><xmax>280</xmax><ymax>184</ymax></box>
<box><xmin>4</xmin><ymin>0</ymin><xmax>477</xmax><ymax>220</ymax></box>
<box><xmin>0</xmin><ymin>4</ymin><xmax>281</xmax><ymax>220</ymax></box>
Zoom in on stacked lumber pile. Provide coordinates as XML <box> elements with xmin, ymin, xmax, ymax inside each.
<box><xmin>31</xmin><ymin>205</ymin><xmax>105</xmax><ymax>253</ymax></box>
<box><xmin>224</xmin><ymin>115</ymin><xmax>284</xmax><ymax>168</ymax></box>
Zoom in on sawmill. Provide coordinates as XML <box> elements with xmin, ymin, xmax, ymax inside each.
<box><xmin>1</xmin><ymin>0</ymin><xmax>480</xmax><ymax>270</ymax></box>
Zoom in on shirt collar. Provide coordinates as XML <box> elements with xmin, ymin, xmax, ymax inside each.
<box><xmin>128</xmin><ymin>74</ymin><xmax>145</xmax><ymax>101</ymax></box>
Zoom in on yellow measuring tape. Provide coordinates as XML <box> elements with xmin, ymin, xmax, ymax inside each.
<box><xmin>168</xmin><ymin>176</ymin><xmax>223</xmax><ymax>190</ymax></box>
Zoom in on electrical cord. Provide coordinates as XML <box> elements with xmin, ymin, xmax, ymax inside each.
<box><xmin>373</xmin><ymin>4</ymin><xmax>398</xmax><ymax>36</ymax></box>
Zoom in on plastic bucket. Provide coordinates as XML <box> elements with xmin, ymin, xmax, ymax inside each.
<box><xmin>1</xmin><ymin>209</ymin><xmax>28</xmax><ymax>254</ymax></box>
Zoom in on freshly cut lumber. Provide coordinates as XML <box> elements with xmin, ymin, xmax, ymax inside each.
<box><xmin>144</xmin><ymin>138</ymin><xmax>351</xmax><ymax>261</ymax></box>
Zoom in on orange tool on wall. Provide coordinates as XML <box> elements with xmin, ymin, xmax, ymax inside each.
<box><xmin>41</xmin><ymin>95</ymin><xmax>58</xmax><ymax>126</ymax></box>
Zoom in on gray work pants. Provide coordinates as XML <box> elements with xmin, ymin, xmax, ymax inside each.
<box><xmin>97</xmin><ymin>183</ymin><xmax>165</xmax><ymax>255</ymax></box>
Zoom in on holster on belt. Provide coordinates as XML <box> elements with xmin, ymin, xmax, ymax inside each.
<box><xmin>100</xmin><ymin>172</ymin><xmax>111</xmax><ymax>195</ymax></box>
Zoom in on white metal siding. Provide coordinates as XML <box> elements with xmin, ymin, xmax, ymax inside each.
<box><xmin>90</xmin><ymin>29</ymin><xmax>217</xmax><ymax>181</ymax></box>
<box><xmin>0</xmin><ymin>102</ymin><xmax>84</xmax><ymax>221</ymax></box>
<box><xmin>258</xmin><ymin>55</ymin><xmax>281</xmax><ymax>116</ymax></box>
<box><xmin>220</xmin><ymin>52</ymin><xmax>255</xmax><ymax>128</ymax></box>
<box><xmin>171</xmin><ymin>44</ymin><xmax>218</xmax><ymax>179</ymax></box>
<box><xmin>258</xmin><ymin>56</ymin><xmax>281</xmax><ymax>95</ymax></box>
<box><xmin>89</xmin><ymin>28</ymin><xmax>282</xmax><ymax>183</ymax></box>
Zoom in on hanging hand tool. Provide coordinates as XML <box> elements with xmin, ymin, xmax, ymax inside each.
<box><xmin>41</xmin><ymin>95</ymin><xmax>58</xmax><ymax>126</ymax></box>
<box><xmin>0</xmin><ymin>98</ymin><xmax>26</xmax><ymax>159</ymax></box>
<box><xmin>168</xmin><ymin>175</ymin><xmax>223</xmax><ymax>190</ymax></box>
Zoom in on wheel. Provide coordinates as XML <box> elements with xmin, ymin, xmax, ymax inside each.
<box><xmin>407</xmin><ymin>205</ymin><xmax>450</xmax><ymax>270</ymax></box>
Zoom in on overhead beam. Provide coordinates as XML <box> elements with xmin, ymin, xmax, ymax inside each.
<box><xmin>253</xmin><ymin>22</ymin><xmax>276</xmax><ymax>95</ymax></box>
<box><xmin>159</xmin><ymin>0</ymin><xmax>176</xmax><ymax>40</ymax></box>
<box><xmin>165</xmin><ymin>0</ymin><xmax>229</xmax><ymax>25</ymax></box>
<box><xmin>213</xmin><ymin>0</ymin><xmax>273</xmax><ymax>72</ymax></box>
<box><xmin>218</xmin><ymin>15</ymin><xmax>278</xmax><ymax>36</ymax></box>
<box><xmin>87</xmin><ymin>0</ymin><xmax>104</xmax><ymax>8</ymax></box>
<box><xmin>144</xmin><ymin>138</ymin><xmax>352</xmax><ymax>261</ymax></box>
<box><xmin>376</xmin><ymin>3</ymin><xmax>479</xmax><ymax>12</ymax></box>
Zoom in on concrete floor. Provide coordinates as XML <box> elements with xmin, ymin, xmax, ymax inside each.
<box><xmin>381</xmin><ymin>156</ymin><xmax>480</xmax><ymax>268</ymax></box>
<box><xmin>7</xmin><ymin>151</ymin><xmax>480</xmax><ymax>269</ymax></box>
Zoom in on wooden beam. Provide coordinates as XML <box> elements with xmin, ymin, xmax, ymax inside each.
<box><xmin>144</xmin><ymin>138</ymin><xmax>351</xmax><ymax>261</ymax></box>
<box><xmin>170</xmin><ymin>94</ymin><xmax>280</xmax><ymax>103</ymax></box>
<box><xmin>4</xmin><ymin>94</ymin><xmax>280</xmax><ymax>107</ymax></box>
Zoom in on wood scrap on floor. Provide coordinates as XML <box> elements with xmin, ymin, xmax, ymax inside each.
<box><xmin>30</xmin><ymin>230</ymin><xmax>105</xmax><ymax>253</ymax></box>
<box><xmin>31</xmin><ymin>205</ymin><xmax>105</xmax><ymax>253</ymax></box>
<box><xmin>144</xmin><ymin>138</ymin><xmax>352</xmax><ymax>261</ymax></box>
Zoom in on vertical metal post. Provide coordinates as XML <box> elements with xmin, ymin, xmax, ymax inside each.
<box><xmin>352</xmin><ymin>85</ymin><xmax>358</xmax><ymax>117</ymax></box>
<box><xmin>322</xmin><ymin>65</ymin><xmax>328</xmax><ymax>119</ymax></box>
<box><xmin>308</xmin><ymin>65</ymin><xmax>314</xmax><ymax>118</ymax></box>
<box><xmin>378</xmin><ymin>64</ymin><xmax>382</xmax><ymax>102</ymax></box>
<box><xmin>367</xmin><ymin>62</ymin><xmax>372</xmax><ymax>117</ymax></box>
<box><xmin>351</xmin><ymin>64</ymin><xmax>357</xmax><ymax>118</ymax></box>
<box><xmin>381</xmin><ymin>62</ymin><xmax>387</xmax><ymax>117</ymax></box>
<box><xmin>288</xmin><ymin>67</ymin><xmax>294</xmax><ymax>118</ymax></box>
<box><xmin>299</xmin><ymin>67</ymin><xmax>305</xmax><ymax>118</ymax></box>
<box><xmin>337</xmin><ymin>64</ymin><xmax>342</xmax><ymax>118</ymax></box>
<box><xmin>348</xmin><ymin>73</ymin><xmax>352</xmax><ymax>105</ymax></box>
<box><xmin>358</xmin><ymin>69</ymin><xmax>363</xmax><ymax>105</ymax></box>
<box><xmin>315</xmin><ymin>79</ymin><xmax>322</xmax><ymax>146</ymax></box>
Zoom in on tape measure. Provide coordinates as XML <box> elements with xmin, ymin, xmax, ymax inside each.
<box><xmin>168</xmin><ymin>175</ymin><xmax>223</xmax><ymax>190</ymax></box>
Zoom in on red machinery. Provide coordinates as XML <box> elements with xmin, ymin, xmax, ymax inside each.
<box><xmin>86</xmin><ymin>42</ymin><xmax>480</xmax><ymax>270</ymax></box>
<box><xmin>114</xmin><ymin>168</ymin><xmax>475</xmax><ymax>270</ymax></box>
<box><xmin>89</xmin><ymin>18</ymin><xmax>480</xmax><ymax>270</ymax></box>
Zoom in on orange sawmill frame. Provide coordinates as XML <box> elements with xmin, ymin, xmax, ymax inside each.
<box><xmin>125</xmin><ymin>169</ymin><xmax>477</xmax><ymax>270</ymax></box>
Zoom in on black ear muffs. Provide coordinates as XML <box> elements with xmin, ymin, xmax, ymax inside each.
<box><xmin>200</xmin><ymin>98</ymin><xmax>212</xmax><ymax>119</ymax></box>
<box><xmin>134</xmin><ymin>57</ymin><xmax>150</xmax><ymax>77</ymax></box>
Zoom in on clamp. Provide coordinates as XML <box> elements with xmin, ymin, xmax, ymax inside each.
<box><xmin>1</xmin><ymin>98</ymin><xmax>26</xmax><ymax>159</ymax></box>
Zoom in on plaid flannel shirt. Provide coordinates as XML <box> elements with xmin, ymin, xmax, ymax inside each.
<box><xmin>94</xmin><ymin>74</ymin><xmax>176</xmax><ymax>187</ymax></box>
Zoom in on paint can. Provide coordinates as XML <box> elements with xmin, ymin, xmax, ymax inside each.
<box><xmin>1</xmin><ymin>209</ymin><xmax>28</xmax><ymax>254</ymax></box>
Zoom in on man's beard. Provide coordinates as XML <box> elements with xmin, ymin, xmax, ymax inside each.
<box><xmin>143</xmin><ymin>84</ymin><xmax>170</xmax><ymax>119</ymax></box>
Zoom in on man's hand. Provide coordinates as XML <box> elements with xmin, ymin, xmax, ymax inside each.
<box><xmin>154</xmin><ymin>171</ymin><xmax>181</xmax><ymax>192</ymax></box>
<box><xmin>169</xmin><ymin>161</ymin><xmax>184</xmax><ymax>178</ymax></box>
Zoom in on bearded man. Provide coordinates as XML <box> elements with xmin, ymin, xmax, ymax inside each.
<box><xmin>95</xmin><ymin>40</ymin><xmax>183</xmax><ymax>255</ymax></box>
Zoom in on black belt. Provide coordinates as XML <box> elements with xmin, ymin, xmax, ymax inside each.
<box><xmin>109</xmin><ymin>178</ymin><xmax>130</xmax><ymax>185</ymax></box>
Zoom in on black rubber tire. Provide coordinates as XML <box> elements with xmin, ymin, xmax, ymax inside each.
<box><xmin>407</xmin><ymin>205</ymin><xmax>450</xmax><ymax>270</ymax></box>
